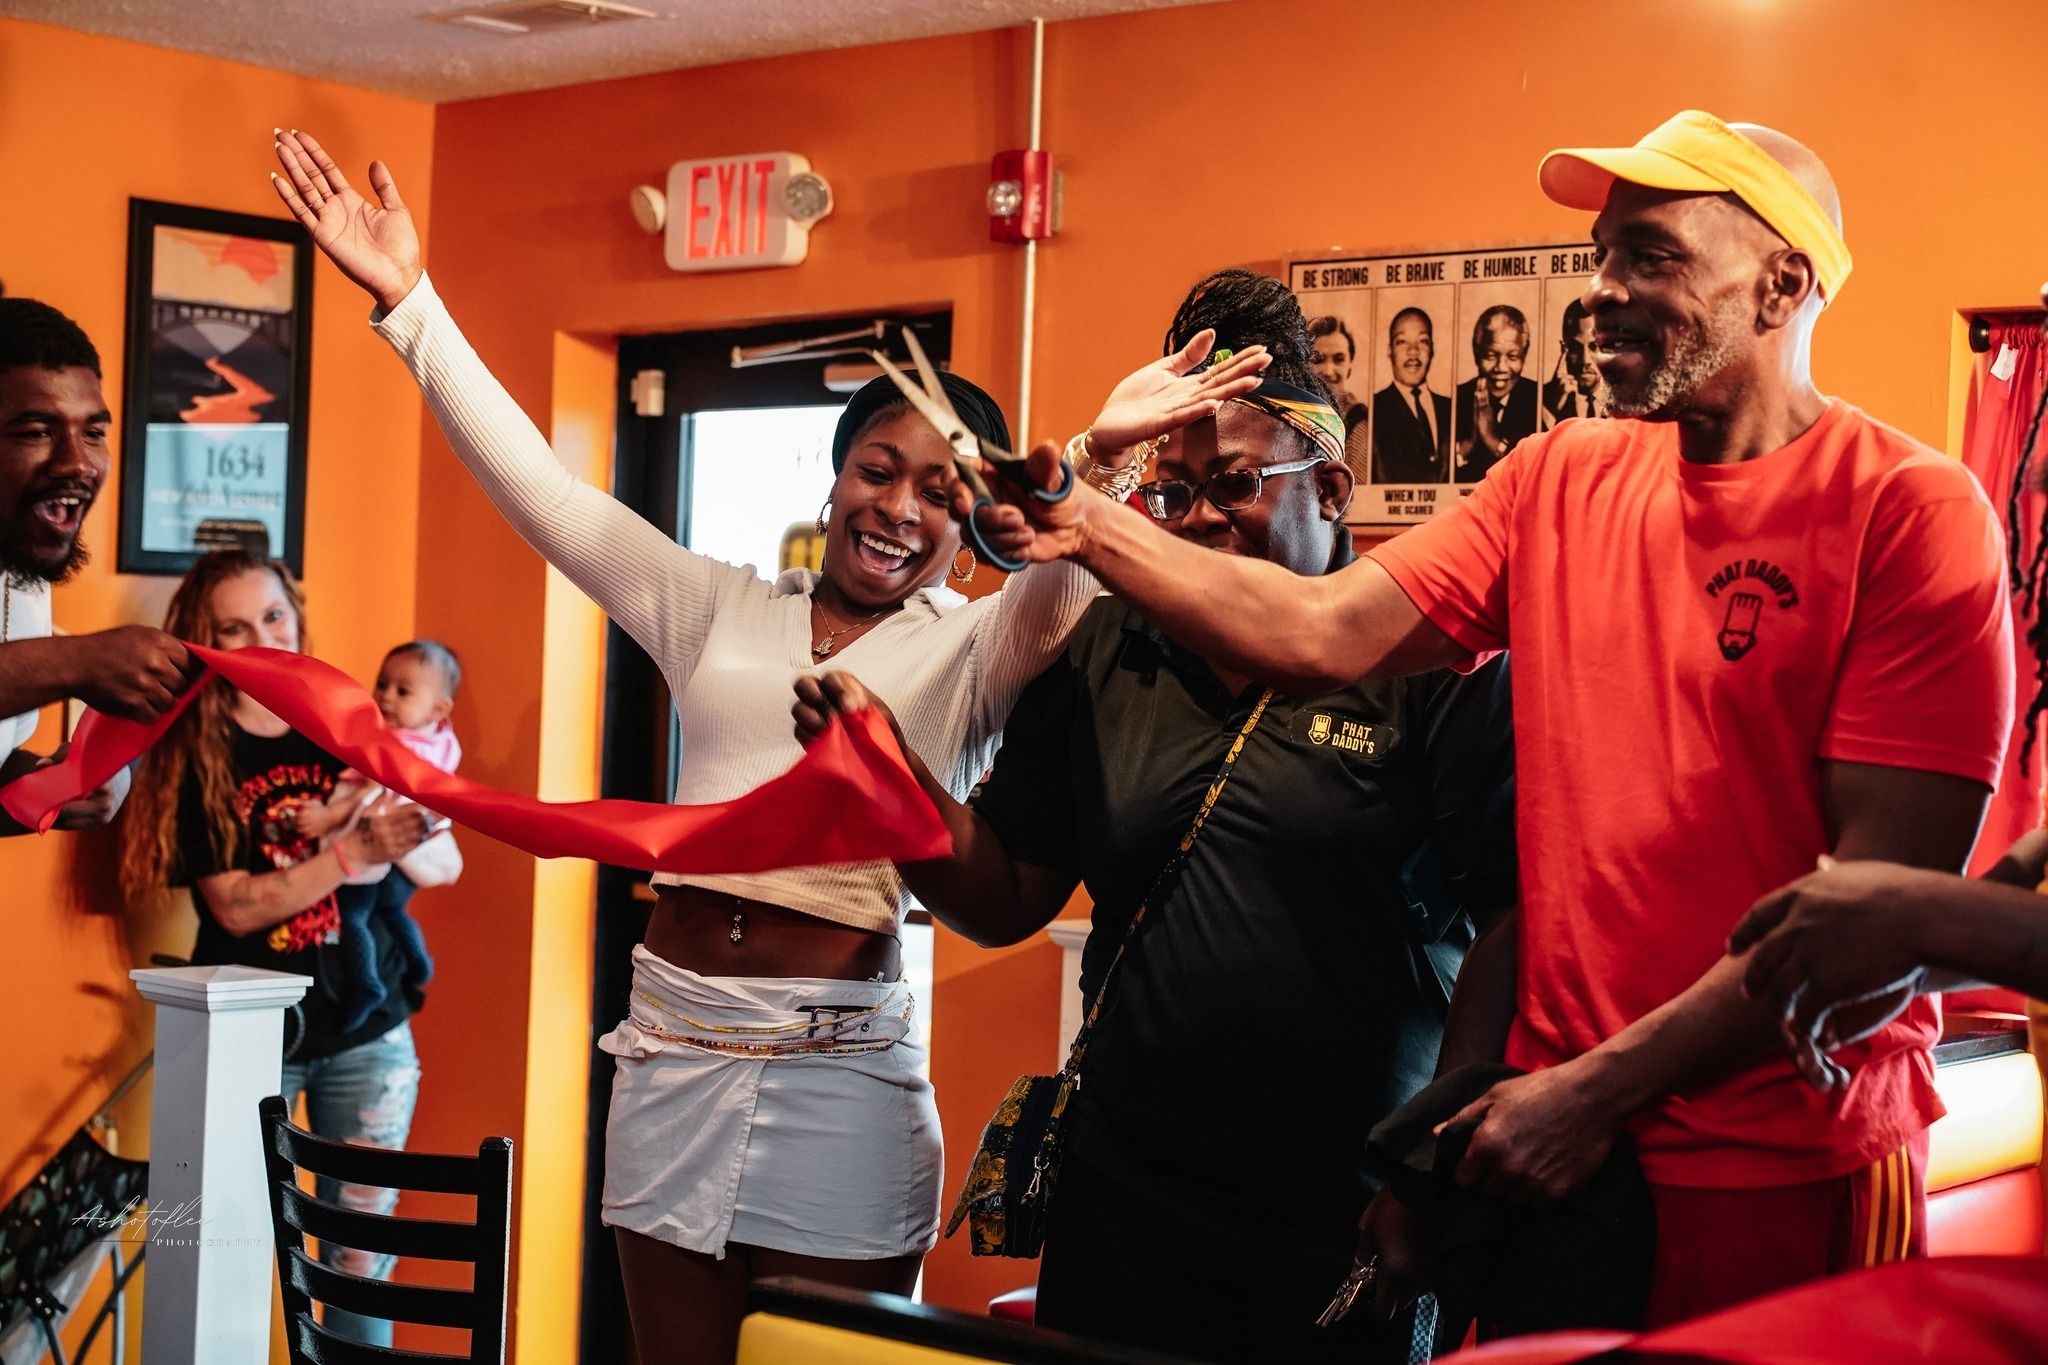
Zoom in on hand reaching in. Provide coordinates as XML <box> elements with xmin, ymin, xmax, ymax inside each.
<box><xmin>69</xmin><ymin>627</ymin><xmax>196</xmax><ymax>723</ymax></box>
<box><xmin>1729</xmin><ymin>856</ymin><xmax>1934</xmax><ymax>1089</ymax></box>
<box><xmin>50</xmin><ymin>751</ymin><xmax>130</xmax><ymax>831</ymax></box>
<box><xmin>793</xmin><ymin>671</ymin><xmax>905</xmax><ymax>751</ymax></box>
<box><xmin>1084</xmin><ymin>330</ymin><xmax>1272</xmax><ymax>463</ymax></box>
<box><xmin>269</xmin><ymin>129</ymin><xmax>422</xmax><ymax>313</ymax></box>
<box><xmin>945</xmin><ymin>440</ymin><xmax>1103</xmax><ymax>567</ymax></box>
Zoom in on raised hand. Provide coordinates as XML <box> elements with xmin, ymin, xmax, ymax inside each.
<box><xmin>268</xmin><ymin>129</ymin><xmax>422</xmax><ymax>313</ymax></box>
<box><xmin>1472</xmin><ymin>391</ymin><xmax>1500</xmax><ymax>450</ymax></box>
<box><xmin>1085</xmin><ymin>330</ymin><xmax>1273</xmax><ymax>460</ymax></box>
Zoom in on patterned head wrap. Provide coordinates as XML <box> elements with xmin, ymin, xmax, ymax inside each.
<box><xmin>1205</xmin><ymin>349</ymin><xmax>1345</xmax><ymax>463</ymax></box>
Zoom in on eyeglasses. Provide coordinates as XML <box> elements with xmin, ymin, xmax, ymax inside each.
<box><xmin>1135</xmin><ymin>457</ymin><xmax>1326</xmax><ymax>522</ymax></box>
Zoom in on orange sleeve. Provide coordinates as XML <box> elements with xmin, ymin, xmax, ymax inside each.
<box><xmin>1366</xmin><ymin>444</ymin><xmax>1525</xmax><ymax>657</ymax></box>
<box><xmin>1821</xmin><ymin>468</ymin><xmax>2014</xmax><ymax>787</ymax></box>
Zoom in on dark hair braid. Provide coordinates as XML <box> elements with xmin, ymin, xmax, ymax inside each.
<box><xmin>1162</xmin><ymin>269</ymin><xmax>1334</xmax><ymax>403</ymax></box>
<box><xmin>1161</xmin><ymin>269</ymin><xmax>1336</xmax><ymax>464</ymax></box>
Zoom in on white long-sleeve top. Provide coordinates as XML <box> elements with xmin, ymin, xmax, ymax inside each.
<box><xmin>0</xmin><ymin>576</ymin><xmax>52</xmax><ymax>758</ymax></box>
<box><xmin>374</xmin><ymin>274</ymin><xmax>1099</xmax><ymax>931</ymax></box>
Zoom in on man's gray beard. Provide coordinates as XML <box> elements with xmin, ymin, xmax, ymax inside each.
<box><xmin>1606</xmin><ymin>308</ymin><xmax>1745</xmax><ymax>420</ymax></box>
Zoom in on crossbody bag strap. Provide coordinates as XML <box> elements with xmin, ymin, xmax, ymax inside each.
<box><xmin>1057</xmin><ymin>687</ymin><xmax>1274</xmax><ymax>1078</ymax></box>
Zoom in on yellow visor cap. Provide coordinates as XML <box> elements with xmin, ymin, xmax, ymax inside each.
<box><xmin>1538</xmin><ymin>110</ymin><xmax>1851</xmax><ymax>302</ymax></box>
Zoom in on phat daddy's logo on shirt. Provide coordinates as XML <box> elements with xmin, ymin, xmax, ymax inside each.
<box><xmin>1702</xmin><ymin>557</ymin><xmax>1801</xmax><ymax>662</ymax></box>
<box><xmin>1300</xmin><ymin>711</ymin><xmax>1397</xmax><ymax>758</ymax></box>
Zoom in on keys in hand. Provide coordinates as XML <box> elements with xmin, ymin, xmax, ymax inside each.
<box><xmin>1315</xmin><ymin>1255</ymin><xmax>1377</xmax><ymax>1329</ymax></box>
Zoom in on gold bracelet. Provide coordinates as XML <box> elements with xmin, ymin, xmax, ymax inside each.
<box><xmin>1070</xmin><ymin>428</ymin><xmax>1150</xmax><ymax>500</ymax></box>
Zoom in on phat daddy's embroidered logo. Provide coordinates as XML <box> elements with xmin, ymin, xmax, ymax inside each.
<box><xmin>1307</xmin><ymin>713</ymin><xmax>1394</xmax><ymax>757</ymax></box>
<box><xmin>1703</xmin><ymin>558</ymin><xmax>1801</xmax><ymax>662</ymax></box>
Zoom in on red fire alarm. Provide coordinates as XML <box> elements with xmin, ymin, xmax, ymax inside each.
<box><xmin>988</xmin><ymin>149</ymin><xmax>1059</xmax><ymax>243</ymax></box>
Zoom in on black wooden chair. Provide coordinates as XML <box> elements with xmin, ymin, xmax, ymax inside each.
<box><xmin>257</xmin><ymin>1095</ymin><xmax>513</xmax><ymax>1364</ymax></box>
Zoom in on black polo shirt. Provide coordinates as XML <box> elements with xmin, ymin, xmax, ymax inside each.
<box><xmin>971</xmin><ymin>597</ymin><xmax>1516</xmax><ymax>1252</ymax></box>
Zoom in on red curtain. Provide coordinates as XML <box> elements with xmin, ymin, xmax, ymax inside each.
<box><xmin>1960</xmin><ymin>316</ymin><xmax>2048</xmax><ymax>878</ymax></box>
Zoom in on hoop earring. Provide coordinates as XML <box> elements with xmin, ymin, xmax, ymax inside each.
<box><xmin>815</xmin><ymin>499</ymin><xmax>831</xmax><ymax>535</ymax></box>
<box><xmin>950</xmin><ymin>548</ymin><xmax>976</xmax><ymax>584</ymax></box>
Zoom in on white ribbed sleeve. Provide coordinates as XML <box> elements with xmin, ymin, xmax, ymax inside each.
<box><xmin>373</xmin><ymin>273</ymin><xmax>1100</xmax><ymax>930</ymax></box>
<box><xmin>375</xmin><ymin>274</ymin><xmax>723</xmax><ymax>672</ymax></box>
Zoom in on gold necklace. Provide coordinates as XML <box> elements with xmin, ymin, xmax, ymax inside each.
<box><xmin>810</xmin><ymin>598</ymin><xmax>887</xmax><ymax>660</ymax></box>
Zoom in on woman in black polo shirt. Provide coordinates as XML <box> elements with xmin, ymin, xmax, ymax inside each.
<box><xmin>795</xmin><ymin>270</ymin><xmax>1519</xmax><ymax>1364</ymax></box>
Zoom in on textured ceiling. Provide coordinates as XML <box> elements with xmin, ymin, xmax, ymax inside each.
<box><xmin>0</xmin><ymin>0</ymin><xmax>1222</xmax><ymax>101</ymax></box>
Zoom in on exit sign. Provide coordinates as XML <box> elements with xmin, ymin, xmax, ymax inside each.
<box><xmin>664</xmin><ymin>152</ymin><xmax>819</xmax><ymax>273</ymax></box>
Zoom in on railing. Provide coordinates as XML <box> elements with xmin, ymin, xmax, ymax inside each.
<box><xmin>0</xmin><ymin>1054</ymin><xmax>150</xmax><ymax>1365</ymax></box>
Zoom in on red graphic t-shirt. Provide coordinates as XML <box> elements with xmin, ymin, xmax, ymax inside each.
<box><xmin>176</xmin><ymin>726</ymin><xmax>410</xmax><ymax>1057</ymax></box>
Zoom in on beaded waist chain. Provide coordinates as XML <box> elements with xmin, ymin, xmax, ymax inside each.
<box><xmin>626</xmin><ymin>983</ymin><xmax>913</xmax><ymax>1059</ymax></box>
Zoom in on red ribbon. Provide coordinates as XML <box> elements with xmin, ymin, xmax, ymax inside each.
<box><xmin>0</xmin><ymin>646</ymin><xmax>952</xmax><ymax>873</ymax></box>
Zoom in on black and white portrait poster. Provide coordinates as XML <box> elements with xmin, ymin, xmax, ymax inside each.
<box><xmin>1292</xmin><ymin>241</ymin><xmax>1609</xmax><ymax>526</ymax></box>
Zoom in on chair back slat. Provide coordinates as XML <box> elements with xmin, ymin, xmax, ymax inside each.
<box><xmin>258</xmin><ymin>1094</ymin><xmax>514</xmax><ymax>1364</ymax></box>
<box><xmin>281</xmin><ymin>1184</ymin><xmax>481</xmax><ymax>1263</ymax></box>
<box><xmin>284</xmin><ymin>1247</ymin><xmax>479</xmax><ymax>1330</ymax></box>
<box><xmin>268</xmin><ymin>1120</ymin><xmax>487</xmax><ymax>1195</ymax></box>
<box><xmin>288</xmin><ymin>1313</ymin><xmax>468</xmax><ymax>1364</ymax></box>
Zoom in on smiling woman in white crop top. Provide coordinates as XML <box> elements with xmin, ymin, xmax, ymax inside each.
<box><xmin>269</xmin><ymin>129</ymin><xmax>1273</xmax><ymax>1363</ymax></box>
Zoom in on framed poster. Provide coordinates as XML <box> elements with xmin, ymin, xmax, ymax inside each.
<box><xmin>118</xmin><ymin>199</ymin><xmax>312</xmax><ymax>574</ymax></box>
<box><xmin>1292</xmin><ymin>241</ymin><xmax>1609</xmax><ymax>526</ymax></box>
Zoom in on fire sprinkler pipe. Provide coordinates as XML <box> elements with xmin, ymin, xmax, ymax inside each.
<box><xmin>1016</xmin><ymin>16</ymin><xmax>1046</xmax><ymax>448</ymax></box>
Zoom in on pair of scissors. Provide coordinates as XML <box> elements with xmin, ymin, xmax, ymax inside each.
<box><xmin>869</xmin><ymin>327</ymin><xmax>1072</xmax><ymax>572</ymax></box>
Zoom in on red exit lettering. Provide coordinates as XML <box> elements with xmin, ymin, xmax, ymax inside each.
<box><xmin>687</xmin><ymin>164</ymin><xmax>713</xmax><ymax>259</ymax></box>
<box><xmin>688</xmin><ymin>158</ymin><xmax>787</xmax><ymax>260</ymax></box>
<box><xmin>665</xmin><ymin>152</ymin><xmax>813</xmax><ymax>272</ymax></box>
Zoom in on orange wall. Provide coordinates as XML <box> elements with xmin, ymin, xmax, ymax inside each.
<box><xmin>10</xmin><ymin>0</ymin><xmax>2048</xmax><ymax>1354</ymax></box>
<box><xmin>0</xmin><ymin>16</ymin><xmax>433</xmax><ymax>1357</ymax></box>
<box><xmin>415</xmin><ymin>0</ymin><xmax>2048</xmax><ymax>1331</ymax></box>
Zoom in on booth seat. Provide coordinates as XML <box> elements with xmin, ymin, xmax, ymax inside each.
<box><xmin>1925</xmin><ymin>1009</ymin><xmax>2044</xmax><ymax>1255</ymax></box>
<box><xmin>988</xmin><ymin>1287</ymin><xmax>1037</xmax><ymax>1324</ymax></box>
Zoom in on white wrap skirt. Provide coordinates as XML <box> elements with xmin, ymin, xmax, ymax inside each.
<box><xmin>599</xmin><ymin>944</ymin><xmax>942</xmax><ymax>1260</ymax></box>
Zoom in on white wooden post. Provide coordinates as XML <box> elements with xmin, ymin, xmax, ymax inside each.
<box><xmin>1046</xmin><ymin>918</ymin><xmax>1091</xmax><ymax>1067</ymax></box>
<box><xmin>131</xmin><ymin>965</ymin><xmax>311</xmax><ymax>1365</ymax></box>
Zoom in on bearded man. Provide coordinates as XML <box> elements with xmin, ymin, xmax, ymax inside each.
<box><xmin>955</xmin><ymin>111</ymin><xmax>2011</xmax><ymax>1326</ymax></box>
<box><xmin>0</xmin><ymin>295</ymin><xmax>194</xmax><ymax>831</ymax></box>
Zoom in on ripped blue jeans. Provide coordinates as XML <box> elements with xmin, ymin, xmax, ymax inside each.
<box><xmin>279</xmin><ymin>1021</ymin><xmax>422</xmax><ymax>1347</ymax></box>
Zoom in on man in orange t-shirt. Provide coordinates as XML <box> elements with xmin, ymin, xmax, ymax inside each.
<box><xmin>953</xmin><ymin>111</ymin><xmax>2014</xmax><ymax>1326</ymax></box>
